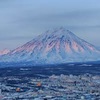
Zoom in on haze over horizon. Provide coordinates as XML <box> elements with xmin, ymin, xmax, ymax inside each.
<box><xmin>0</xmin><ymin>0</ymin><xmax>100</xmax><ymax>50</ymax></box>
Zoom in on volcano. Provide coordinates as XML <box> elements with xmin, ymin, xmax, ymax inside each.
<box><xmin>0</xmin><ymin>27</ymin><xmax>100</xmax><ymax>66</ymax></box>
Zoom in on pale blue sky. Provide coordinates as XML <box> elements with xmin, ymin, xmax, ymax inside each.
<box><xmin>0</xmin><ymin>0</ymin><xmax>100</xmax><ymax>50</ymax></box>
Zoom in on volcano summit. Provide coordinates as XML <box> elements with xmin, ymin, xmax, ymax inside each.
<box><xmin>0</xmin><ymin>27</ymin><xmax>100</xmax><ymax>66</ymax></box>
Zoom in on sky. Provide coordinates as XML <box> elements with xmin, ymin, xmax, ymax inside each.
<box><xmin>0</xmin><ymin>0</ymin><xmax>100</xmax><ymax>50</ymax></box>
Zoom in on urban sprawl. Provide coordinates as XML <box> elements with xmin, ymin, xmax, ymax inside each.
<box><xmin>0</xmin><ymin>74</ymin><xmax>100</xmax><ymax>100</ymax></box>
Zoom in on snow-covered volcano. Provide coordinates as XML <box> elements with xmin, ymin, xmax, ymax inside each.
<box><xmin>0</xmin><ymin>27</ymin><xmax>100</xmax><ymax>65</ymax></box>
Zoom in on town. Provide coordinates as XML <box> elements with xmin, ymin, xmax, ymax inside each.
<box><xmin>0</xmin><ymin>73</ymin><xmax>100</xmax><ymax>100</ymax></box>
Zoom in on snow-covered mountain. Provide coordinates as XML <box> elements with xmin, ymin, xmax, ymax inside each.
<box><xmin>0</xmin><ymin>27</ymin><xmax>100</xmax><ymax>65</ymax></box>
<box><xmin>0</xmin><ymin>49</ymin><xmax>10</xmax><ymax>56</ymax></box>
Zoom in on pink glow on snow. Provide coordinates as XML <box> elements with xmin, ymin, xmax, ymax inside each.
<box><xmin>65</xmin><ymin>43</ymin><xmax>71</xmax><ymax>52</ymax></box>
<box><xmin>25</xmin><ymin>45</ymin><xmax>37</xmax><ymax>52</ymax></box>
<box><xmin>87</xmin><ymin>45</ymin><xmax>100</xmax><ymax>53</ymax></box>
<box><xmin>72</xmin><ymin>42</ymin><xmax>79</xmax><ymax>51</ymax></box>
<box><xmin>0</xmin><ymin>49</ymin><xmax>10</xmax><ymax>55</ymax></box>
<box><xmin>88</xmin><ymin>46</ymin><xmax>94</xmax><ymax>51</ymax></box>
<box><xmin>12</xmin><ymin>44</ymin><xmax>36</xmax><ymax>53</ymax></box>
<box><xmin>86</xmin><ymin>43</ymin><xmax>95</xmax><ymax>51</ymax></box>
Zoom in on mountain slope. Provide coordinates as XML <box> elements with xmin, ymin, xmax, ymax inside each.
<box><xmin>0</xmin><ymin>49</ymin><xmax>10</xmax><ymax>56</ymax></box>
<box><xmin>0</xmin><ymin>27</ymin><xmax>100</xmax><ymax>65</ymax></box>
